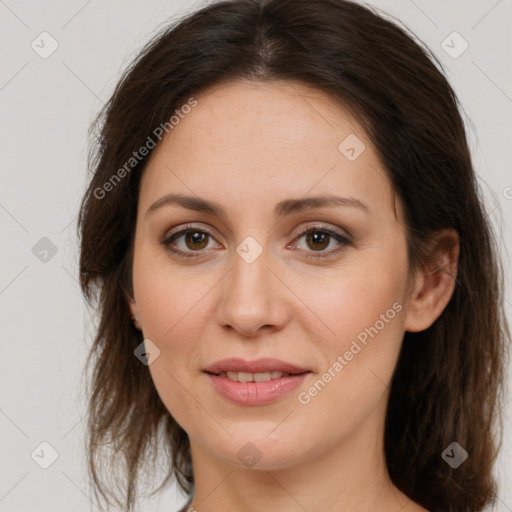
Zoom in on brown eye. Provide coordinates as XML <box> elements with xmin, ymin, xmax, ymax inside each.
<box><xmin>305</xmin><ymin>231</ymin><xmax>330</xmax><ymax>251</ymax></box>
<box><xmin>182</xmin><ymin>231</ymin><xmax>209</xmax><ymax>250</ymax></box>
<box><xmin>161</xmin><ymin>225</ymin><xmax>219</xmax><ymax>258</ymax></box>
<box><xmin>291</xmin><ymin>226</ymin><xmax>352</xmax><ymax>259</ymax></box>
<box><xmin>161</xmin><ymin>223</ymin><xmax>351</xmax><ymax>260</ymax></box>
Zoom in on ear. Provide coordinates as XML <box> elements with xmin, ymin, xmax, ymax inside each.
<box><xmin>403</xmin><ymin>228</ymin><xmax>460</xmax><ymax>333</ymax></box>
<box><xmin>128</xmin><ymin>297</ymin><xmax>143</xmax><ymax>331</ymax></box>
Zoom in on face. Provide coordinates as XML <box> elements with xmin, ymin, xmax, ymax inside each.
<box><xmin>129</xmin><ymin>79</ymin><xmax>417</xmax><ymax>470</ymax></box>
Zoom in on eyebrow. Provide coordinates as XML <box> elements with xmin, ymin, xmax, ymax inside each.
<box><xmin>145</xmin><ymin>193</ymin><xmax>370</xmax><ymax>220</ymax></box>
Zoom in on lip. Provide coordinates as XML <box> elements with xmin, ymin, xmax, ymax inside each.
<box><xmin>203</xmin><ymin>357</ymin><xmax>311</xmax><ymax>406</ymax></box>
<box><xmin>203</xmin><ymin>357</ymin><xmax>309</xmax><ymax>375</ymax></box>
<box><xmin>205</xmin><ymin>372</ymin><xmax>309</xmax><ymax>405</ymax></box>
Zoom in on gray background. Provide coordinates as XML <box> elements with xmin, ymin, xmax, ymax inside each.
<box><xmin>0</xmin><ymin>0</ymin><xmax>511</xmax><ymax>511</ymax></box>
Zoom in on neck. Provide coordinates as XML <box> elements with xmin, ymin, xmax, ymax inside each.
<box><xmin>185</xmin><ymin>398</ymin><xmax>420</xmax><ymax>512</ymax></box>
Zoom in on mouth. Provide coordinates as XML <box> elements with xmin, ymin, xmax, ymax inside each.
<box><xmin>205</xmin><ymin>369</ymin><xmax>308</xmax><ymax>383</ymax></box>
<box><xmin>203</xmin><ymin>357</ymin><xmax>310</xmax><ymax>378</ymax></box>
<box><xmin>203</xmin><ymin>357</ymin><xmax>311</xmax><ymax>405</ymax></box>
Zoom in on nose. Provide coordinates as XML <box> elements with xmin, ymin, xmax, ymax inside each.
<box><xmin>215</xmin><ymin>247</ymin><xmax>290</xmax><ymax>337</ymax></box>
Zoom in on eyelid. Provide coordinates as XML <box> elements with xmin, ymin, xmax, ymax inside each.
<box><xmin>163</xmin><ymin>222</ymin><xmax>216</xmax><ymax>238</ymax></box>
<box><xmin>160</xmin><ymin>223</ymin><xmax>221</xmax><ymax>258</ymax></box>
<box><xmin>160</xmin><ymin>222</ymin><xmax>352</xmax><ymax>259</ymax></box>
<box><xmin>289</xmin><ymin>222</ymin><xmax>352</xmax><ymax>242</ymax></box>
<box><xmin>288</xmin><ymin>223</ymin><xmax>352</xmax><ymax>259</ymax></box>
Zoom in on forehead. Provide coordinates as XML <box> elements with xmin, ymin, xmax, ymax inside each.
<box><xmin>156</xmin><ymin>78</ymin><xmax>364</xmax><ymax>157</ymax></box>
<box><xmin>139</xmin><ymin>79</ymin><xmax>396</xmax><ymax>221</ymax></box>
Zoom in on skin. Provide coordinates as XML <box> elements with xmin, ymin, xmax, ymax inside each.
<box><xmin>129</xmin><ymin>79</ymin><xmax>459</xmax><ymax>512</ymax></box>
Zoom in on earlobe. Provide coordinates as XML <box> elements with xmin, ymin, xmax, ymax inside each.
<box><xmin>128</xmin><ymin>299</ymin><xmax>142</xmax><ymax>330</ymax></box>
<box><xmin>403</xmin><ymin>228</ymin><xmax>460</xmax><ymax>333</ymax></box>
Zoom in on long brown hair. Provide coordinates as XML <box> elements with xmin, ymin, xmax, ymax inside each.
<box><xmin>77</xmin><ymin>0</ymin><xmax>510</xmax><ymax>510</ymax></box>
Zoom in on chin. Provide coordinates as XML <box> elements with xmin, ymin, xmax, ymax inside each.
<box><xmin>212</xmin><ymin>432</ymin><xmax>310</xmax><ymax>471</ymax></box>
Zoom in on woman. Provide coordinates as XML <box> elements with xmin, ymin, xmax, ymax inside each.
<box><xmin>77</xmin><ymin>0</ymin><xmax>510</xmax><ymax>511</ymax></box>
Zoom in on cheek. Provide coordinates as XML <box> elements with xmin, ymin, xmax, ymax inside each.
<box><xmin>292</xmin><ymin>253</ymin><xmax>407</xmax><ymax>410</ymax></box>
<box><xmin>131</xmin><ymin>251</ymin><xmax>217</xmax><ymax>420</ymax></box>
<box><xmin>295</xmin><ymin>258</ymin><xmax>407</xmax><ymax>349</ymax></box>
<box><xmin>292</xmin><ymin>280</ymin><xmax>405</xmax><ymax>441</ymax></box>
<box><xmin>132</xmin><ymin>242</ymin><xmax>212</xmax><ymax>338</ymax></box>
<box><xmin>134</xmin><ymin>272</ymin><xmax>209</xmax><ymax>375</ymax></box>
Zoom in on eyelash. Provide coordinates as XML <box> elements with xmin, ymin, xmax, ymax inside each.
<box><xmin>160</xmin><ymin>223</ymin><xmax>352</xmax><ymax>260</ymax></box>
